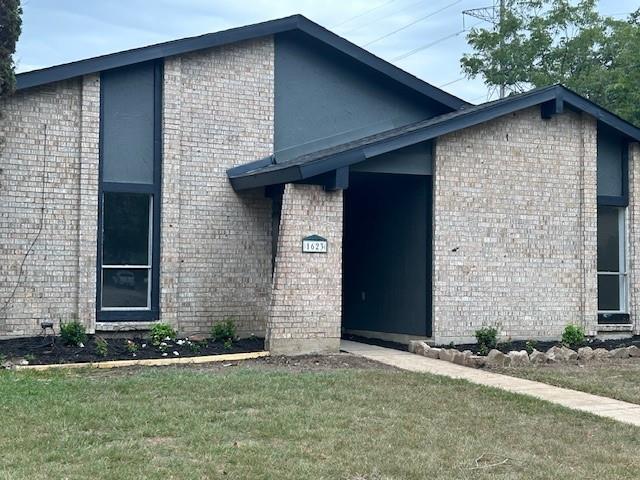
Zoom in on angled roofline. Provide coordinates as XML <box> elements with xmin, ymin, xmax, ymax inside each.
<box><xmin>15</xmin><ymin>14</ymin><xmax>468</xmax><ymax>110</ymax></box>
<box><xmin>228</xmin><ymin>85</ymin><xmax>640</xmax><ymax>191</ymax></box>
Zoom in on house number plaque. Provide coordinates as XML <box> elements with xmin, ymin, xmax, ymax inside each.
<box><xmin>302</xmin><ymin>235</ymin><xmax>328</xmax><ymax>253</ymax></box>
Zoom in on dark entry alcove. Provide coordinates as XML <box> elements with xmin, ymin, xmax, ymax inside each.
<box><xmin>342</xmin><ymin>172</ymin><xmax>432</xmax><ymax>337</ymax></box>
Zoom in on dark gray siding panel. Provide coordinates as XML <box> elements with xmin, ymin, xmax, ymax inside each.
<box><xmin>101</xmin><ymin>62</ymin><xmax>155</xmax><ymax>184</ymax></box>
<box><xmin>274</xmin><ymin>32</ymin><xmax>446</xmax><ymax>163</ymax></box>
<box><xmin>597</xmin><ymin>124</ymin><xmax>625</xmax><ymax>197</ymax></box>
<box><xmin>351</xmin><ymin>142</ymin><xmax>432</xmax><ymax>175</ymax></box>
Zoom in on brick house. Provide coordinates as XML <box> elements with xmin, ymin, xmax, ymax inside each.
<box><xmin>1</xmin><ymin>15</ymin><xmax>639</xmax><ymax>355</ymax></box>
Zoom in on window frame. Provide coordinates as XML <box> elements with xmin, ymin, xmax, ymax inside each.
<box><xmin>597</xmin><ymin>205</ymin><xmax>628</xmax><ymax>315</ymax></box>
<box><xmin>96</xmin><ymin>61</ymin><xmax>163</xmax><ymax>322</ymax></box>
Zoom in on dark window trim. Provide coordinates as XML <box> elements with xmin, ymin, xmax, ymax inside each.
<box><xmin>96</xmin><ymin>60</ymin><xmax>163</xmax><ymax>322</ymax></box>
<box><xmin>597</xmin><ymin>138</ymin><xmax>629</xmax><ymax>207</ymax></box>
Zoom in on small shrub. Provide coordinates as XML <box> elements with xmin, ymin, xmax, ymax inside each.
<box><xmin>60</xmin><ymin>321</ymin><xmax>87</xmax><ymax>346</ymax></box>
<box><xmin>562</xmin><ymin>324</ymin><xmax>585</xmax><ymax>348</ymax></box>
<box><xmin>0</xmin><ymin>353</ymin><xmax>6</xmax><ymax>364</ymax></box>
<box><xmin>212</xmin><ymin>318</ymin><xmax>237</xmax><ymax>344</ymax></box>
<box><xmin>24</xmin><ymin>353</ymin><xmax>36</xmax><ymax>363</ymax></box>
<box><xmin>125</xmin><ymin>340</ymin><xmax>139</xmax><ymax>353</ymax></box>
<box><xmin>525</xmin><ymin>339</ymin><xmax>537</xmax><ymax>355</ymax></box>
<box><xmin>150</xmin><ymin>323</ymin><xmax>177</xmax><ymax>346</ymax></box>
<box><xmin>223</xmin><ymin>338</ymin><xmax>233</xmax><ymax>351</ymax></box>
<box><xmin>95</xmin><ymin>337</ymin><xmax>109</xmax><ymax>357</ymax></box>
<box><xmin>475</xmin><ymin>326</ymin><xmax>498</xmax><ymax>355</ymax></box>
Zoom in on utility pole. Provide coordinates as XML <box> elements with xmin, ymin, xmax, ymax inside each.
<box><xmin>463</xmin><ymin>0</ymin><xmax>507</xmax><ymax>98</ymax></box>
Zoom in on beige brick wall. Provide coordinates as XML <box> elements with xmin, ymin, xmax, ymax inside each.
<box><xmin>629</xmin><ymin>142</ymin><xmax>640</xmax><ymax>335</ymax></box>
<box><xmin>432</xmin><ymin>107</ymin><xmax>598</xmax><ymax>344</ymax></box>
<box><xmin>160</xmin><ymin>37</ymin><xmax>275</xmax><ymax>337</ymax></box>
<box><xmin>0</xmin><ymin>76</ymin><xmax>99</xmax><ymax>337</ymax></box>
<box><xmin>267</xmin><ymin>184</ymin><xmax>343</xmax><ymax>354</ymax></box>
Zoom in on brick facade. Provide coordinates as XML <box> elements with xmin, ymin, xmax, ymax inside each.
<box><xmin>0</xmin><ymin>77</ymin><xmax>99</xmax><ymax>337</ymax></box>
<box><xmin>159</xmin><ymin>38</ymin><xmax>274</xmax><ymax>337</ymax></box>
<box><xmin>267</xmin><ymin>184</ymin><xmax>343</xmax><ymax>354</ymax></box>
<box><xmin>0</xmin><ymin>38</ymin><xmax>274</xmax><ymax>339</ymax></box>
<box><xmin>2</xmin><ymin>33</ymin><xmax>639</xmax><ymax>351</ymax></box>
<box><xmin>432</xmin><ymin>108</ymin><xmax>598</xmax><ymax>344</ymax></box>
<box><xmin>629</xmin><ymin>142</ymin><xmax>640</xmax><ymax>335</ymax></box>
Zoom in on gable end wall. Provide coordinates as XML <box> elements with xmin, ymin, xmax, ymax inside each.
<box><xmin>432</xmin><ymin>107</ymin><xmax>598</xmax><ymax>343</ymax></box>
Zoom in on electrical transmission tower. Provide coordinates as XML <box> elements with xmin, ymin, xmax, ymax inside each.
<box><xmin>463</xmin><ymin>0</ymin><xmax>507</xmax><ymax>98</ymax></box>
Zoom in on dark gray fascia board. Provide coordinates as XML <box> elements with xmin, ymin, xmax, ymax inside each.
<box><xmin>229</xmin><ymin>85</ymin><xmax>640</xmax><ymax>191</ymax></box>
<box><xmin>17</xmin><ymin>16</ymin><xmax>297</xmax><ymax>90</ymax></box>
<box><xmin>226</xmin><ymin>155</ymin><xmax>275</xmax><ymax>177</ymax></box>
<box><xmin>15</xmin><ymin>15</ymin><xmax>467</xmax><ymax>111</ymax></box>
<box><xmin>562</xmin><ymin>89</ymin><xmax>640</xmax><ymax>141</ymax></box>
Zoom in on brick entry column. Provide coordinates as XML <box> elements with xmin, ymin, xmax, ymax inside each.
<box><xmin>267</xmin><ymin>184</ymin><xmax>343</xmax><ymax>355</ymax></box>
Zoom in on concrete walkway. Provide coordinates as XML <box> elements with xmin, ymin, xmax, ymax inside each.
<box><xmin>341</xmin><ymin>340</ymin><xmax>640</xmax><ymax>427</ymax></box>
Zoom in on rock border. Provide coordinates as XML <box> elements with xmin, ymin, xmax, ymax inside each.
<box><xmin>409</xmin><ymin>341</ymin><xmax>640</xmax><ymax>369</ymax></box>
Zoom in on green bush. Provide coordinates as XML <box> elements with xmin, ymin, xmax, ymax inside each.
<box><xmin>525</xmin><ymin>339</ymin><xmax>537</xmax><ymax>355</ymax></box>
<box><xmin>125</xmin><ymin>340</ymin><xmax>139</xmax><ymax>353</ymax></box>
<box><xmin>562</xmin><ymin>324</ymin><xmax>585</xmax><ymax>348</ymax></box>
<box><xmin>150</xmin><ymin>323</ymin><xmax>177</xmax><ymax>345</ymax></box>
<box><xmin>60</xmin><ymin>321</ymin><xmax>87</xmax><ymax>346</ymax></box>
<box><xmin>95</xmin><ymin>337</ymin><xmax>109</xmax><ymax>357</ymax></box>
<box><xmin>475</xmin><ymin>326</ymin><xmax>498</xmax><ymax>356</ymax></box>
<box><xmin>212</xmin><ymin>318</ymin><xmax>237</xmax><ymax>344</ymax></box>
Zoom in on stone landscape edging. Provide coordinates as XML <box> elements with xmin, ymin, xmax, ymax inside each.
<box><xmin>408</xmin><ymin>341</ymin><xmax>640</xmax><ymax>369</ymax></box>
<box><xmin>10</xmin><ymin>350</ymin><xmax>270</xmax><ymax>371</ymax></box>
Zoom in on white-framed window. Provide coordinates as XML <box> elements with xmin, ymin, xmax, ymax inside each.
<box><xmin>597</xmin><ymin>205</ymin><xmax>628</xmax><ymax>313</ymax></box>
<box><xmin>100</xmin><ymin>192</ymin><xmax>153</xmax><ymax>311</ymax></box>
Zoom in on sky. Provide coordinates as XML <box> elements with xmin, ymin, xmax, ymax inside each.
<box><xmin>14</xmin><ymin>0</ymin><xmax>639</xmax><ymax>104</ymax></box>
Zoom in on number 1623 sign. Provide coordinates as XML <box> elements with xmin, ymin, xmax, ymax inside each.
<box><xmin>302</xmin><ymin>235</ymin><xmax>328</xmax><ymax>253</ymax></box>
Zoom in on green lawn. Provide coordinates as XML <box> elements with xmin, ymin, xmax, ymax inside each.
<box><xmin>494</xmin><ymin>359</ymin><xmax>640</xmax><ymax>405</ymax></box>
<box><xmin>1</xmin><ymin>359</ymin><xmax>639</xmax><ymax>479</ymax></box>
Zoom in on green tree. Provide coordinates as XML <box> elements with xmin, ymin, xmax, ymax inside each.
<box><xmin>0</xmin><ymin>0</ymin><xmax>22</xmax><ymax>99</ymax></box>
<box><xmin>461</xmin><ymin>0</ymin><xmax>640</xmax><ymax>125</ymax></box>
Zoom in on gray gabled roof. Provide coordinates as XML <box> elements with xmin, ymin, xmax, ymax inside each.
<box><xmin>228</xmin><ymin>84</ymin><xmax>640</xmax><ymax>191</ymax></box>
<box><xmin>16</xmin><ymin>14</ymin><xmax>467</xmax><ymax>111</ymax></box>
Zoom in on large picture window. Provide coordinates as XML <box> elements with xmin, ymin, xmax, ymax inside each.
<box><xmin>98</xmin><ymin>61</ymin><xmax>162</xmax><ymax>321</ymax></box>
<box><xmin>597</xmin><ymin>206</ymin><xmax>627</xmax><ymax>314</ymax></box>
<box><xmin>101</xmin><ymin>193</ymin><xmax>152</xmax><ymax>309</ymax></box>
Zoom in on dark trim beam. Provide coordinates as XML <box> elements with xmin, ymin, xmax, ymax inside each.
<box><xmin>16</xmin><ymin>15</ymin><xmax>467</xmax><ymax>111</ymax></box>
<box><xmin>228</xmin><ymin>85</ymin><xmax>640</xmax><ymax>192</ymax></box>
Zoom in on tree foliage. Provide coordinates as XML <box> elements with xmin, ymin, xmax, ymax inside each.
<box><xmin>461</xmin><ymin>0</ymin><xmax>640</xmax><ymax>125</ymax></box>
<box><xmin>0</xmin><ymin>0</ymin><xmax>21</xmax><ymax>99</ymax></box>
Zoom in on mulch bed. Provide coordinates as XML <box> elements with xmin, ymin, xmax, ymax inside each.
<box><xmin>0</xmin><ymin>335</ymin><xmax>265</xmax><ymax>365</ymax></box>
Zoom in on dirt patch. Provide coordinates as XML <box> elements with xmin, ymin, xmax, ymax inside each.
<box><xmin>193</xmin><ymin>353</ymin><xmax>396</xmax><ymax>372</ymax></box>
<box><xmin>0</xmin><ymin>335</ymin><xmax>264</xmax><ymax>365</ymax></box>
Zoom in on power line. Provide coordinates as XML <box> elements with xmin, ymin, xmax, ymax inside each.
<box><xmin>438</xmin><ymin>76</ymin><xmax>465</xmax><ymax>87</ymax></box>
<box><xmin>391</xmin><ymin>29</ymin><xmax>464</xmax><ymax>61</ymax></box>
<box><xmin>333</xmin><ymin>0</ymin><xmax>398</xmax><ymax>28</ymax></box>
<box><xmin>343</xmin><ymin>0</ymin><xmax>432</xmax><ymax>34</ymax></box>
<box><xmin>390</xmin><ymin>18</ymin><xmax>482</xmax><ymax>63</ymax></box>
<box><xmin>363</xmin><ymin>0</ymin><xmax>463</xmax><ymax>46</ymax></box>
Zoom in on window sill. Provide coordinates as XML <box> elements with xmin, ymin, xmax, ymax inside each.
<box><xmin>96</xmin><ymin>321</ymin><xmax>160</xmax><ymax>332</ymax></box>
<box><xmin>596</xmin><ymin>323</ymin><xmax>633</xmax><ymax>333</ymax></box>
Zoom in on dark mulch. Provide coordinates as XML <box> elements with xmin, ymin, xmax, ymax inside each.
<box><xmin>343</xmin><ymin>333</ymin><xmax>640</xmax><ymax>356</ymax></box>
<box><xmin>0</xmin><ymin>335</ymin><xmax>264</xmax><ymax>365</ymax></box>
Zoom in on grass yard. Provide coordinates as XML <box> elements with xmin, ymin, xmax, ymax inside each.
<box><xmin>1</xmin><ymin>355</ymin><xmax>639</xmax><ymax>480</ymax></box>
<box><xmin>494</xmin><ymin>359</ymin><xmax>640</xmax><ymax>406</ymax></box>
